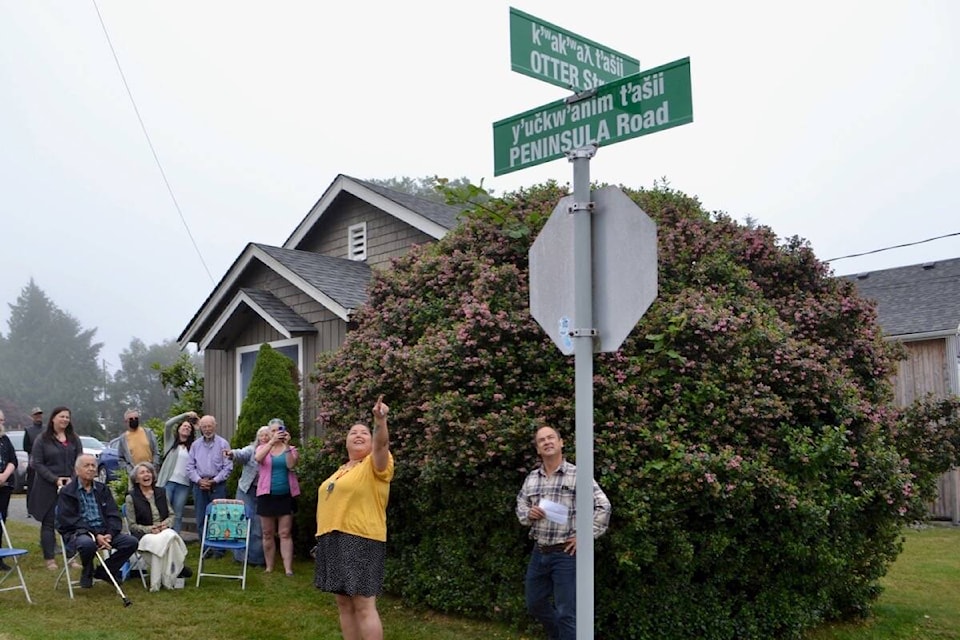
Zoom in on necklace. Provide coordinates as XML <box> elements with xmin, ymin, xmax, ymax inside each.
<box><xmin>326</xmin><ymin>461</ymin><xmax>360</xmax><ymax>496</ymax></box>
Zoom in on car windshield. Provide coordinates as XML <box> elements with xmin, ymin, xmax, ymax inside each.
<box><xmin>80</xmin><ymin>436</ymin><xmax>104</xmax><ymax>451</ymax></box>
<box><xmin>7</xmin><ymin>431</ymin><xmax>24</xmax><ymax>450</ymax></box>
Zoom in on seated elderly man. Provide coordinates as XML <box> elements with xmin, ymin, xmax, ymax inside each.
<box><xmin>57</xmin><ymin>454</ymin><xmax>138</xmax><ymax>588</ymax></box>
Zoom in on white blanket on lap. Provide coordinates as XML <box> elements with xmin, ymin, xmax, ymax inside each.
<box><xmin>137</xmin><ymin>528</ymin><xmax>187</xmax><ymax>591</ymax></box>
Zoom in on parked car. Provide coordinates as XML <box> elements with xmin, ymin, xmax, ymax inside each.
<box><xmin>97</xmin><ymin>436</ymin><xmax>123</xmax><ymax>484</ymax></box>
<box><xmin>4</xmin><ymin>430</ymin><xmax>30</xmax><ymax>492</ymax></box>
<box><xmin>80</xmin><ymin>435</ymin><xmax>105</xmax><ymax>460</ymax></box>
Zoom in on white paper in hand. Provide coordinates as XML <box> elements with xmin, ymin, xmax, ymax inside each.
<box><xmin>538</xmin><ymin>499</ymin><xmax>569</xmax><ymax>525</ymax></box>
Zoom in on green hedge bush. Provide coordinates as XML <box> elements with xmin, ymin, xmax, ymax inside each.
<box><xmin>308</xmin><ymin>181</ymin><xmax>950</xmax><ymax>639</ymax></box>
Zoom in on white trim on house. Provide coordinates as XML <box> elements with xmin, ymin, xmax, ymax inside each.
<box><xmin>179</xmin><ymin>244</ymin><xmax>353</xmax><ymax>350</ymax></box>
<box><xmin>235</xmin><ymin>337</ymin><xmax>305</xmax><ymax>425</ymax></box>
<box><xmin>886</xmin><ymin>329</ymin><xmax>959</xmax><ymax>341</ymax></box>
<box><xmin>199</xmin><ymin>290</ymin><xmax>292</xmax><ymax>351</ymax></box>
<box><xmin>283</xmin><ymin>174</ymin><xmax>448</xmax><ymax>250</ymax></box>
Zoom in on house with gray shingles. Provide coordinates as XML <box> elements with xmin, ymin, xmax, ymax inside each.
<box><xmin>177</xmin><ymin>174</ymin><xmax>462</xmax><ymax>442</ymax></box>
<box><xmin>847</xmin><ymin>256</ymin><xmax>960</xmax><ymax>522</ymax></box>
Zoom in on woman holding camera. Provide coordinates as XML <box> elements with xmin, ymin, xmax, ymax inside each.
<box><xmin>157</xmin><ymin>412</ymin><xmax>198</xmax><ymax>533</ymax></box>
<box><xmin>254</xmin><ymin>420</ymin><xmax>299</xmax><ymax>575</ymax></box>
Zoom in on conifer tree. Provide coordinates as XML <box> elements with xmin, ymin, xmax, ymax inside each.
<box><xmin>234</xmin><ymin>343</ymin><xmax>300</xmax><ymax>447</ymax></box>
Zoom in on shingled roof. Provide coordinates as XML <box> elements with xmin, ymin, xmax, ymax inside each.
<box><xmin>253</xmin><ymin>244</ymin><xmax>371</xmax><ymax>311</ymax></box>
<box><xmin>350</xmin><ymin>176</ymin><xmax>461</xmax><ymax>230</ymax></box>
<box><xmin>845</xmin><ymin>257</ymin><xmax>960</xmax><ymax>338</ymax></box>
<box><xmin>238</xmin><ymin>287</ymin><xmax>316</xmax><ymax>334</ymax></box>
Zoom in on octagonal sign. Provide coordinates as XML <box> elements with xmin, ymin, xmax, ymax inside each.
<box><xmin>529</xmin><ymin>186</ymin><xmax>658</xmax><ymax>354</ymax></box>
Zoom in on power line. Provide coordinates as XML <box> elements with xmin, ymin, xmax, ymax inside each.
<box><xmin>91</xmin><ymin>0</ymin><xmax>215</xmax><ymax>284</ymax></box>
<box><xmin>826</xmin><ymin>231</ymin><xmax>960</xmax><ymax>263</ymax></box>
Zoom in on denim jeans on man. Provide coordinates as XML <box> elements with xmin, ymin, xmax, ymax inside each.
<box><xmin>164</xmin><ymin>481</ymin><xmax>191</xmax><ymax>533</ymax></box>
<box><xmin>525</xmin><ymin>548</ymin><xmax>576</xmax><ymax>640</ymax></box>
<box><xmin>193</xmin><ymin>481</ymin><xmax>226</xmax><ymax>556</ymax></box>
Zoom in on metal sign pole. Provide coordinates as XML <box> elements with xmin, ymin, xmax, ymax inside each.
<box><xmin>569</xmin><ymin>144</ymin><xmax>597</xmax><ymax>640</ymax></box>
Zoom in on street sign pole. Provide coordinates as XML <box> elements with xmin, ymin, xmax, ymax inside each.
<box><xmin>570</xmin><ymin>144</ymin><xmax>596</xmax><ymax>640</ymax></box>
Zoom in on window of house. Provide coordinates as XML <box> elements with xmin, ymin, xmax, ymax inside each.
<box><xmin>236</xmin><ymin>337</ymin><xmax>303</xmax><ymax>416</ymax></box>
<box><xmin>348</xmin><ymin>222</ymin><xmax>367</xmax><ymax>261</ymax></box>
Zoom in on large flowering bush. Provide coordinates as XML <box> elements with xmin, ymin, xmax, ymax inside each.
<box><xmin>304</xmin><ymin>181</ymin><xmax>953</xmax><ymax>639</ymax></box>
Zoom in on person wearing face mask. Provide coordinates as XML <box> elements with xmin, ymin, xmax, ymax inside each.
<box><xmin>117</xmin><ymin>409</ymin><xmax>160</xmax><ymax>475</ymax></box>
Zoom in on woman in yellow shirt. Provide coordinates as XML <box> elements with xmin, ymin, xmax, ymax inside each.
<box><xmin>314</xmin><ymin>396</ymin><xmax>393</xmax><ymax>640</ymax></box>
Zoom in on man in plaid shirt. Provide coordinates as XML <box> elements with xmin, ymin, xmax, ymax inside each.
<box><xmin>516</xmin><ymin>426</ymin><xmax>611</xmax><ymax>640</ymax></box>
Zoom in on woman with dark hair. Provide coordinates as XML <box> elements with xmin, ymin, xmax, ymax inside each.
<box><xmin>29</xmin><ymin>406</ymin><xmax>81</xmax><ymax>570</ymax></box>
<box><xmin>314</xmin><ymin>395</ymin><xmax>394</xmax><ymax>640</ymax></box>
<box><xmin>157</xmin><ymin>412</ymin><xmax>198</xmax><ymax>533</ymax></box>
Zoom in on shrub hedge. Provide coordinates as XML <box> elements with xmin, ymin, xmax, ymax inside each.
<box><xmin>305</xmin><ymin>181</ymin><xmax>954</xmax><ymax>639</ymax></box>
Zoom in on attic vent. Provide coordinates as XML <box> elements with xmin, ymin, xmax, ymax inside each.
<box><xmin>348</xmin><ymin>222</ymin><xmax>367</xmax><ymax>261</ymax></box>
<box><xmin>921</xmin><ymin>262</ymin><xmax>936</xmax><ymax>270</ymax></box>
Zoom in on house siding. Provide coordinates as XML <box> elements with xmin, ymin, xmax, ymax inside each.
<box><xmin>202</xmin><ymin>305</ymin><xmax>349</xmax><ymax>443</ymax></box>
<box><xmin>891</xmin><ymin>338</ymin><xmax>950</xmax><ymax>406</ymax></box>
<box><xmin>892</xmin><ymin>337</ymin><xmax>960</xmax><ymax>523</ymax></box>
<box><xmin>297</xmin><ymin>196</ymin><xmax>434</xmax><ymax>267</ymax></box>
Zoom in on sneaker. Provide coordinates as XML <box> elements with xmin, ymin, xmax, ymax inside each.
<box><xmin>177</xmin><ymin>565</ymin><xmax>192</xmax><ymax>578</ymax></box>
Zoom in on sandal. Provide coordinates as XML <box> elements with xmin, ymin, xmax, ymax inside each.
<box><xmin>46</xmin><ymin>559</ymin><xmax>58</xmax><ymax>571</ymax></box>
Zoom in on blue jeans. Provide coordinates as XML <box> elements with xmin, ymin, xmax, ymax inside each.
<box><xmin>164</xmin><ymin>481</ymin><xmax>191</xmax><ymax>534</ymax></box>
<box><xmin>236</xmin><ymin>485</ymin><xmax>264</xmax><ymax>566</ymax></box>
<box><xmin>193</xmin><ymin>481</ymin><xmax>226</xmax><ymax>541</ymax></box>
<box><xmin>68</xmin><ymin>531</ymin><xmax>138</xmax><ymax>578</ymax></box>
<box><xmin>525</xmin><ymin>549</ymin><xmax>576</xmax><ymax>640</ymax></box>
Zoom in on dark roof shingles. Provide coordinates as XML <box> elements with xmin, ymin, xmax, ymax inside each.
<box><xmin>845</xmin><ymin>257</ymin><xmax>960</xmax><ymax>337</ymax></box>
<box><xmin>351</xmin><ymin>176</ymin><xmax>462</xmax><ymax>230</ymax></box>
<box><xmin>239</xmin><ymin>288</ymin><xmax>315</xmax><ymax>333</ymax></box>
<box><xmin>255</xmin><ymin>244</ymin><xmax>371</xmax><ymax>311</ymax></box>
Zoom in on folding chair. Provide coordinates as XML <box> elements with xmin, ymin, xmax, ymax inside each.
<box><xmin>120</xmin><ymin>503</ymin><xmax>149</xmax><ymax>590</ymax></box>
<box><xmin>196</xmin><ymin>498</ymin><xmax>251</xmax><ymax>589</ymax></box>
<box><xmin>55</xmin><ymin>529</ymin><xmax>82</xmax><ymax>598</ymax></box>
<box><xmin>56</xmin><ymin>529</ymin><xmax>135</xmax><ymax>598</ymax></box>
<box><xmin>0</xmin><ymin>518</ymin><xmax>32</xmax><ymax>603</ymax></box>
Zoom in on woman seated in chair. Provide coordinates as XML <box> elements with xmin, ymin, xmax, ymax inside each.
<box><xmin>125</xmin><ymin>462</ymin><xmax>190</xmax><ymax>590</ymax></box>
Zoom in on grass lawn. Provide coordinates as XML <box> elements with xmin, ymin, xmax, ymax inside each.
<box><xmin>805</xmin><ymin>523</ymin><xmax>960</xmax><ymax>640</ymax></box>
<box><xmin>2</xmin><ymin>499</ymin><xmax>959</xmax><ymax>639</ymax></box>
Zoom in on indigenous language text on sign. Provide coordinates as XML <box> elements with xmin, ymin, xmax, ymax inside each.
<box><xmin>492</xmin><ymin>57</ymin><xmax>693</xmax><ymax>176</ymax></box>
<box><xmin>509</xmin><ymin>7</ymin><xmax>640</xmax><ymax>92</ymax></box>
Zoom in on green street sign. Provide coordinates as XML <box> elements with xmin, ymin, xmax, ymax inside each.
<box><xmin>509</xmin><ymin>7</ymin><xmax>640</xmax><ymax>92</ymax></box>
<box><xmin>492</xmin><ymin>57</ymin><xmax>693</xmax><ymax>176</ymax></box>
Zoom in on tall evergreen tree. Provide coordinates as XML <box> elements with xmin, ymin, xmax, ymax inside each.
<box><xmin>0</xmin><ymin>279</ymin><xmax>102</xmax><ymax>433</ymax></box>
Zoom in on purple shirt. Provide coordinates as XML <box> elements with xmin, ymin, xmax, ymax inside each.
<box><xmin>186</xmin><ymin>435</ymin><xmax>233</xmax><ymax>484</ymax></box>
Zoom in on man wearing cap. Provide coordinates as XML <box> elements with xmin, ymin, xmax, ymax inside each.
<box><xmin>23</xmin><ymin>407</ymin><xmax>44</xmax><ymax>514</ymax></box>
<box><xmin>116</xmin><ymin>409</ymin><xmax>160</xmax><ymax>475</ymax></box>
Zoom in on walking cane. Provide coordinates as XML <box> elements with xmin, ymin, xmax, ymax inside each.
<box><xmin>89</xmin><ymin>533</ymin><xmax>133</xmax><ymax>607</ymax></box>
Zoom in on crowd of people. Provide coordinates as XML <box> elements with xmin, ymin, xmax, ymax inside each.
<box><xmin>0</xmin><ymin>397</ymin><xmax>611</xmax><ymax>640</ymax></box>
